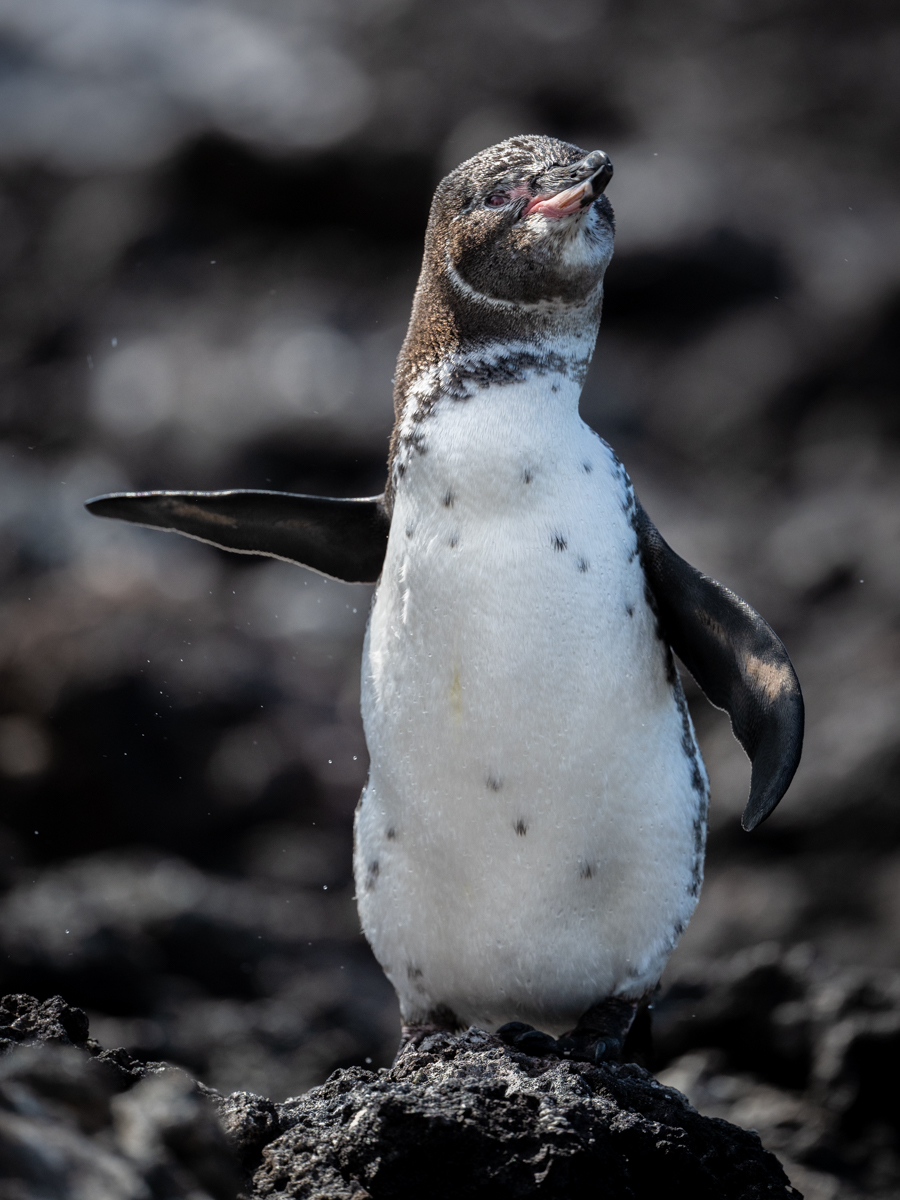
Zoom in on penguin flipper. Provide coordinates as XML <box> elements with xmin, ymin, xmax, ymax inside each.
<box><xmin>633</xmin><ymin>500</ymin><xmax>803</xmax><ymax>831</ymax></box>
<box><xmin>85</xmin><ymin>490</ymin><xmax>390</xmax><ymax>584</ymax></box>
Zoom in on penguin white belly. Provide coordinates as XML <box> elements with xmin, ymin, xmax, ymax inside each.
<box><xmin>356</xmin><ymin>380</ymin><xmax>708</xmax><ymax>1036</ymax></box>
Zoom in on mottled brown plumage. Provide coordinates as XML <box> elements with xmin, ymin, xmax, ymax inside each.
<box><xmin>387</xmin><ymin>135</ymin><xmax>615</xmax><ymax>508</ymax></box>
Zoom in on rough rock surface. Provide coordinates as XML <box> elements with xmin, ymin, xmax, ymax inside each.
<box><xmin>0</xmin><ymin>994</ymin><xmax>240</xmax><ymax>1200</ymax></box>
<box><xmin>655</xmin><ymin>945</ymin><xmax>900</xmax><ymax>1199</ymax></box>
<box><xmin>253</xmin><ymin>1027</ymin><xmax>796</xmax><ymax>1200</ymax></box>
<box><xmin>0</xmin><ymin>992</ymin><xmax>796</xmax><ymax>1200</ymax></box>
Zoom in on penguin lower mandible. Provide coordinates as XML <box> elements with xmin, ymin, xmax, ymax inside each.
<box><xmin>87</xmin><ymin>136</ymin><xmax>803</xmax><ymax>1063</ymax></box>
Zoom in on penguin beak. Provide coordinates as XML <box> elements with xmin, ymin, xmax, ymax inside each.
<box><xmin>523</xmin><ymin>152</ymin><xmax>613</xmax><ymax>219</ymax></box>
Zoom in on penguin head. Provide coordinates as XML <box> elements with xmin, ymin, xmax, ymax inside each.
<box><xmin>430</xmin><ymin>135</ymin><xmax>615</xmax><ymax>308</ymax></box>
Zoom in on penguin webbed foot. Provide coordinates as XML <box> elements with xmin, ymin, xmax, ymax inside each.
<box><xmin>495</xmin><ymin>1022</ymin><xmax>624</xmax><ymax>1063</ymax></box>
<box><xmin>496</xmin><ymin>1022</ymin><xmax>560</xmax><ymax>1056</ymax></box>
<box><xmin>556</xmin><ymin>1032</ymin><xmax>624</xmax><ymax>1064</ymax></box>
<box><xmin>556</xmin><ymin>996</ymin><xmax>638</xmax><ymax>1065</ymax></box>
<box><xmin>497</xmin><ymin>998</ymin><xmax>644</xmax><ymax>1065</ymax></box>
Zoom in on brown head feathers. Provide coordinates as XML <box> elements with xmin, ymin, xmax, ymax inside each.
<box><xmin>388</xmin><ymin>135</ymin><xmax>615</xmax><ymax>503</ymax></box>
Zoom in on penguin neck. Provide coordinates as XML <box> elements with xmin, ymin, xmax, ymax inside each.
<box><xmin>386</xmin><ymin>277</ymin><xmax>603</xmax><ymax>511</ymax></box>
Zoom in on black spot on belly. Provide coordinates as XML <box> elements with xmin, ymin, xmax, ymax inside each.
<box><xmin>552</xmin><ymin>533</ymin><xmax>568</xmax><ymax>552</ymax></box>
<box><xmin>443</xmin><ymin>489</ymin><xmax>454</xmax><ymax>508</ymax></box>
<box><xmin>514</xmin><ymin>819</ymin><xmax>528</xmax><ymax>837</ymax></box>
<box><xmin>407</xmin><ymin>964</ymin><xmax>423</xmax><ymax>980</ymax></box>
<box><xmin>397</xmin><ymin>462</ymin><xmax>406</xmax><ymax>477</ymax></box>
<box><xmin>486</xmin><ymin>776</ymin><xmax>503</xmax><ymax>792</ymax></box>
<box><xmin>522</xmin><ymin>468</ymin><xmax>534</xmax><ymax>485</ymax></box>
<box><xmin>577</xmin><ymin>557</ymin><xmax>589</xmax><ymax>573</ymax></box>
<box><xmin>386</xmin><ymin>826</ymin><xmax>397</xmax><ymax>840</ymax></box>
<box><xmin>406</xmin><ymin>524</ymin><xmax>415</xmax><ymax>538</ymax></box>
<box><xmin>366</xmin><ymin>860</ymin><xmax>380</xmax><ymax>891</ymax></box>
<box><xmin>580</xmin><ymin>863</ymin><xmax>593</xmax><ymax>880</ymax></box>
<box><xmin>551</xmin><ymin>384</ymin><xmax>559</xmax><ymax>393</ymax></box>
<box><xmin>625</xmin><ymin>603</ymin><xmax>634</xmax><ymax>617</ymax></box>
<box><xmin>448</xmin><ymin>533</ymin><xmax>459</xmax><ymax>548</ymax></box>
<box><xmin>583</xmin><ymin>461</ymin><xmax>593</xmax><ymax>474</ymax></box>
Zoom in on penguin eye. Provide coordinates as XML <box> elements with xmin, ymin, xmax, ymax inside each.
<box><xmin>484</xmin><ymin>192</ymin><xmax>509</xmax><ymax>208</ymax></box>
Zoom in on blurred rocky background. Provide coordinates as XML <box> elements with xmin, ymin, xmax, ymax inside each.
<box><xmin>0</xmin><ymin>0</ymin><xmax>898</xmax><ymax>1195</ymax></box>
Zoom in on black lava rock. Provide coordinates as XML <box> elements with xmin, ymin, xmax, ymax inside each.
<box><xmin>254</xmin><ymin>1027</ymin><xmax>798</xmax><ymax>1199</ymax></box>
<box><xmin>0</xmin><ymin>992</ymin><xmax>92</xmax><ymax>1051</ymax></box>
<box><xmin>0</xmin><ymin>993</ymin><xmax>241</xmax><ymax>1200</ymax></box>
<box><xmin>0</xmin><ymin>993</ymin><xmax>798</xmax><ymax>1200</ymax></box>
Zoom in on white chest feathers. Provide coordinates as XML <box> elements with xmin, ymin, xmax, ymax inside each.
<box><xmin>355</xmin><ymin>373</ymin><xmax>708</xmax><ymax>1036</ymax></box>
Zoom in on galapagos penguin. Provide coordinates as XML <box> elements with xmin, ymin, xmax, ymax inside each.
<box><xmin>86</xmin><ymin>136</ymin><xmax>803</xmax><ymax>1062</ymax></box>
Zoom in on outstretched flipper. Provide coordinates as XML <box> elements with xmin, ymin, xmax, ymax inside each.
<box><xmin>633</xmin><ymin>501</ymin><xmax>803</xmax><ymax>830</ymax></box>
<box><xmin>85</xmin><ymin>490</ymin><xmax>390</xmax><ymax>584</ymax></box>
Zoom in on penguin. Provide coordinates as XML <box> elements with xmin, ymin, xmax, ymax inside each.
<box><xmin>86</xmin><ymin>136</ymin><xmax>803</xmax><ymax>1063</ymax></box>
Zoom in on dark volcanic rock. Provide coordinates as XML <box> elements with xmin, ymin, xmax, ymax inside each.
<box><xmin>216</xmin><ymin>1089</ymin><xmax>286</xmax><ymax>1173</ymax></box>
<box><xmin>0</xmin><ymin>992</ymin><xmax>797</xmax><ymax>1200</ymax></box>
<box><xmin>0</xmin><ymin>992</ymin><xmax>92</xmax><ymax>1050</ymax></box>
<box><xmin>0</xmin><ymin>1045</ymin><xmax>242</xmax><ymax>1200</ymax></box>
<box><xmin>655</xmin><ymin>946</ymin><xmax>900</xmax><ymax>1197</ymax></box>
<box><xmin>0</xmin><ymin>990</ymin><xmax>153</xmax><ymax>1090</ymax></box>
<box><xmin>254</xmin><ymin>1028</ymin><xmax>798</xmax><ymax>1200</ymax></box>
<box><xmin>0</xmin><ymin>993</ymin><xmax>241</xmax><ymax>1200</ymax></box>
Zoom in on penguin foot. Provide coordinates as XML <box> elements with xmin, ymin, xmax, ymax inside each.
<box><xmin>556</xmin><ymin>1033</ymin><xmax>624</xmax><ymax>1064</ymax></box>
<box><xmin>556</xmin><ymin>996</ymin><xmax>639</xmax><ymax>1066</ymax></box>
<box><xmin>496</xmin><ymin>1022</ymin><xmax>623</xmax><ymax>1063</ymax></box>
<box><xmin>496</xmin><ymin>1022</ymin><xmax>559</xmax><ymax>1056</ymax></box>
<box><xmin>399</xmin><ymin>1005</ymin><xmax>463</xmax><ymax>1050</ymax></box>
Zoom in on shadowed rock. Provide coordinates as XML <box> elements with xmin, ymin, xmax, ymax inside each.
<box><xmin>253</xmin><ymin>1028</ymin><xmax>797</xmax><ymax>1199</ymax></box>
<box><xmin>0</xmin><ymin>992</ymin><xmax>798</xmax><ymax>1199</ymax></box>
